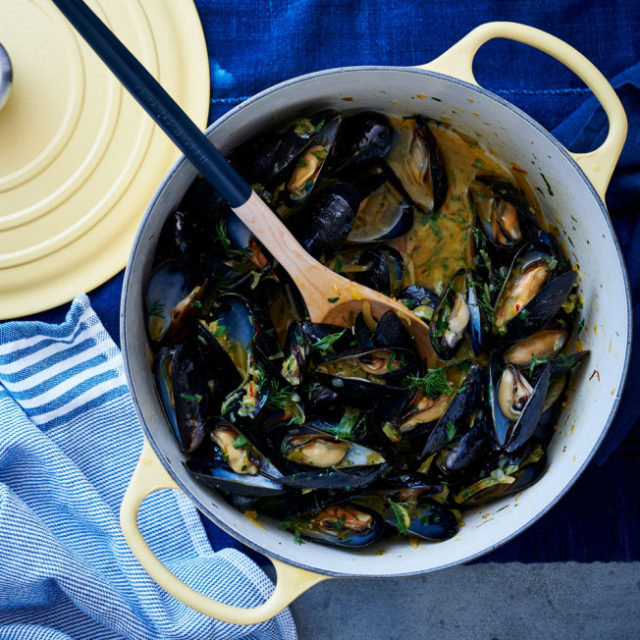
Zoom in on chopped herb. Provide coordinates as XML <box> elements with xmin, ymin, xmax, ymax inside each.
<box><xmin>296</xmin><ymin>159</ymin><xmax>308</xmax><ymax>167</ymax></box>
<box><xmin>529</xmin><ymin>354</ymin><xmax>548</xmax><ymax>377</ymax></box>
<box><xmin>179</xmin><ymin>393</ymin><xmax>202</xmax><ymax>403</ymax></box>
<box><xmin>404</xmin><ymin>368</ymin><xmax>452</xmax><ymax>398</ymax></box>
<box><xmin>445</xmin><ymin>420</ymin><xmax>457</xmax><ymax>442</ymax></box>
<box><xmin>278</xmin><ymin>518</ymin><xmax>305</xmax><ymax>544</ymax></box>
<box><xmin>189</xmin><ymin>299</ymin><xmax>203</xmax><ymax>309</ymax></box>
<box><xmin>232</xmin><ymin>434</ymin><xmax>249</xmax><ymax>449</ymax></box>
<box><xmin>540</xmin><ymin>172</ymin><xmax>554</xmax><ymax>196</ymax></box>
<box><xmin>334</xmin><ymin>256</ymin><xmax>343</xmax><ymax>273</ymax></box>
<box><xmin>311</xmin><ymin>328</ymin><xmax>346</xmax><ymax>353</ymax></box>
<box><xmin>578</xmin><ymin>318</ymin><xmax>585</xmax><ymax>331</ymax></box>
<box><xmin>387</xmin><ymin>498</ymin><xmax>410</xmax><ymax>535</ymax></box>
<box><xmin>327</xmin><ymin>296</ymin><xmax>340</xmax><ymax>303</ymax></box>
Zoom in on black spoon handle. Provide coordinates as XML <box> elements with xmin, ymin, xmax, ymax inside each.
<box><xmin>51</xmin><ymin>0</ymin><xmax>251</xmax><ymax>208</ymax></box>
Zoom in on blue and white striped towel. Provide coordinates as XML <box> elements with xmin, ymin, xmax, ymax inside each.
<box><xmin>0</xmin><ymin>295</ymin><xmax>297</xmax><ymax>640</ymax></box>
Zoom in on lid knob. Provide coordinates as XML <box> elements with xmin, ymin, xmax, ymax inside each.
<box><xmin>0</xmin><ymin>42</ymin><xmax>12</xmax><ymax>111</ymax></box>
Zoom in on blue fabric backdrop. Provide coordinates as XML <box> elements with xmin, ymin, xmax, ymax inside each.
<box><xmin>20</xmin><ymin>0</ymin><xmax>640</xmax><ymax>563</ymax></box>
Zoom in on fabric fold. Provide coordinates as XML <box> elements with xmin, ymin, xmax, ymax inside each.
<box><xmin>0</xmin><ymin>295</ymin><xmax>296</xmax><ymax>640</ymax></box>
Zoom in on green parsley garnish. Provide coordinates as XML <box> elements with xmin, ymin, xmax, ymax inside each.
<box><xmin>387</xmin><ymin>498</ymin><xmax>411</xmax><ymax>535</ymax></box>
<box><xmin>232</xmin><ymin>434</ymin><xmax>249</xmax><ymax>449</ymax></box>
<box><xmin>311</xmin><ymin>328</ymin><xmax>346</xmax><ymax>353</ymax></box>
<box><xmin>147</xmin><ymin>300</ymin><xmax>164</xmax><ymax>318</ymax></box>
<box><xmin>179</xmin><ymin>393</ymin><xmax>202</xmax><ymax>403</ymax></box>
<box><xmin>445</xmin><ymin>420</ymin><xmax>457</xmax><ymax>442</ymax></box>
<box><xmin>529</xmin><ymin>354</ymin><xmax>548</xmax><ymax>377</ymax></box>
<box><xmin>327</xmin><ymin>296</ymin><xmax>340</xmax><ymax>303</ymax></box>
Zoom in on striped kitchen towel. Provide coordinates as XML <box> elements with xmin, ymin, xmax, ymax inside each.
<box><xmin>0</xmin><ymin>294</ymin><xmax>296</xmax><ymax>640</ymax></box>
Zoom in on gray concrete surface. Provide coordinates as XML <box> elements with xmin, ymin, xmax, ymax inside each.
<box><xmin>290</xmin><ymin>562</ymin><xmax>640</xmax><ymax>639</ymax></box>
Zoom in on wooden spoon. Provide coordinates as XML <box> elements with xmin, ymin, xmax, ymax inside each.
<box><xmin>52</xmin><ymin>0</ymin><xmax>435</xmax><ymax>361</ymax></box>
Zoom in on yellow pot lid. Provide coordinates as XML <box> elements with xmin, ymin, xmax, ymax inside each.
<box><xmin>0</xmin><ymin>0</ymin><xmax>210</xmax><ymax>319</ymax></box>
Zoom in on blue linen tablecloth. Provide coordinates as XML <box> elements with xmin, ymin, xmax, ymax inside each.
<box><xmin>1</xmin><ymin>0</ymin><xmax>639</xmax><ymax>636</ymax></box>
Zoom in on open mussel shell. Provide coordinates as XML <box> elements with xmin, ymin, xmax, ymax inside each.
<box><xmin>269</xmin><ymin>109</ymin><xmax>340</xmax><ymax>185</ymax></box>
<box><xmin>469</xmin><ymin>176</ymin><xmax>535</xmax><ymax>253</ymax></box>
<box><xmin>145</xmin><ymin>260</ymin><xmax>194</xmax><ymax>343</ymax></box>
<box><xmin>489</xmin><ymin>350</ymin><xmax>551</xmax><ymax>453</ymax></box>
<box><xmin>452</xmin><ymin>444</ymin><xmax>547</xmax><ymax>507</ymax></box>
<box><xmin>353</xmin><ymin>245</ymin><xmax>404</xmax><ymax>296</ymax></box>
<box><xmin>493</xmin><ymin>242</ymin><xmax>577</xmax><ymax>342</ymax></box>
<box><xmin>346</xmin><ymin>169</ymin><xmax>414</xmax><ymax>243</ymax></box>
<box><xmin>289</xmin><ymin>181</ymin><xmax>360</xmax><ymax>262</ymax></box>
<box><xmin>315</xmin><ymin>346</ymin><xmax>419</xmax><ymax>408</ymax></box>
<box><xmin>280</xmin><ymin>426</ymin><xmax>386</xmax><ymax>469</ymax></box>
<box><xmin>275</xmin><ymin>113</ymin><xmax>342</xmax><ymax>209</ymax></box>
<box><xmin>429</xmin><ymin>269</ymin><xmax>475</xmax><ymax>360</ymax></box>
<box><xmin>420</xmin><ymin>363</ymin><xmax>482</xmax><ymax>458</ymax></box>
<box><xmin>437</xmin><ymin>407</ymin><xmax>493</xmax><ymax>477</ymax></box>
<box><xmin>288</xmin><ymin>503</ymin><xmax>385</xmax><ymax>548</ymax></box>
<box><xmin>186</xmin><ymin>419</ymin><xmax>285</xmax><ymax>497</ymax></box>
<box><xmin>280</xmin><ymin>322</ymin><xmax>310</xmax><ymax>386</ymax></box>
<box><xmin>383</xmin><ymin>390</ymin><xmax>449</xmax><ymax>442</ymax></box>
<box><xmin>383</xmin><ymin>497</ymin><xmax>459</xmax><ymax>541</ymax></box>
<box><xmin>204</xmin><ymin>293</ymin><xmax>271</xmax><ymax>423</ymax></box>
<box><xmin>385</xmin><ymin>115</ymin><xmax>448</xmax><ymax>214</ymax></box>
<box><xmin>302</xmin><ymin>321</ymin><xmax>355</xmax><ymax>358</ymax></box>
<box><xmin>329</xmin><ymin>111</ymin><xmax>395</xmax><ymax>173</ymax></box>
<box><xmin>165</xmin><ymin>338</ymin><xmax>213</xmax><ymax>454</ymax></box>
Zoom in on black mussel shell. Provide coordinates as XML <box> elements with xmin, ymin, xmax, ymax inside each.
<box><xmin>230</xmin><ymin>133</ymin><xmax>281</xmax><ymax>186</ymax></box>
<box><xmin>384</xmin><ymin>497</ymin><xmax>459</xmax><ymax>541</ymax></box>
<box><xmin>398</xmin><ymin>285</ymin><xmax>440</xmax><ymax>316</ymax></box>
<box><xmin>469</xmin><ymin>176</ymin><xmax>535</xmax><ymax>253</ymax></box>
<box><xmin>146</xmin><ymin>260</ymin><xmax>194</xmax><ymax>343</ymax></box>
<box><xmin>493</xmin><ymin>242</ymin><xmax>577</xmax><ymax>342</ymax></box>
<box><xmin>437</xmin><ymin>407</ymin><xmax>493</xmax><ymax>477</ymax></box>
<box><xmin>346</xmin><ymin>169</ymin><xmax>413</xmax><ymax>243</ymax></box>
<box><xmin>385</xmin><ymin>115</ymin><xmax>448</xmax><ymax>214</ymax></box>
<box><xmin>302</xmin><ymin>379</ymin><xmax>340</xmax><ymax>412</ymax></box>
<box><xmin>269</xmin><ymin>109</ymin><xmax>339</xmax><ymax>184</ymax></box>
<box><xmin>353</xmin><ymin>245</ymin><xmax>404</xmax><ymax>296</ymax></box>
<box><xmin>452</xmin><ymin>444</ymin><xmax>547</xmax><ymax>507</ymax></box>
<box><xmin>302</xmin><ymin>321</ymin><xmax>356</xmax><ymax>358</ymax></box>
<box><xmin>373</xmin><ymin>310</ymin><xmax>415</xmax><ymax>353</ymax></box>
<box><xmin>280</xmin><ymin>322</ymin><xmax>310</xmax><ymax>386</ymax></box>
<box><xmin>489</xmin><ymin>351</ymin><xmax>551</xmax><ymax>453</ymax></box>
<box><xmin>353</xmin><ymin>312</ymin><xmax>375</xmax><ymax>348</ymax></box>
<box><xmin>275</xmin><ymin>113</ymin><xmax>342</xmax><ymax>209</ymax></box>
<box><xmin>429</xmin><ymin>269</ymin><xmax>472</xmax><ymax>360</ymax></box>
<box><xmin>289</xmin><ymin>503</ymin><xmax>385</xmax><ymax>548</ymax></box>
<box><xmin>187</xmin><ymin>459</ymin><xmax>285</xmax><ymax>497</ymax></box>
<box><xmin>289</xmin><ymin>182</ymin><xmax>360</xmax><ymax>261</ymax></box>
<box><xmin>169</xmin><ymin>338</ymin><xmax>212</xmax><ymax>453</ymax></box>
<box><xmin>278</xmin><ymin>465</ymin><xmax>387</xmax><ymax>491</ymax></box>
<box><xmin>420</xmin><ymin>364</ymin><xmax>482</xmax><ymax>458</ymax></box>
<box><xmin>330</xmin><ymin>111</ymin><xmax>395</xmax><ymax>173</ymax></box>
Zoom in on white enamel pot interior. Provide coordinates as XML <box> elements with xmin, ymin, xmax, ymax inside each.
<box><xmin>121</xmin><ymin>26</ymin><xmax>630</xmax><ymax>585</ymax></box>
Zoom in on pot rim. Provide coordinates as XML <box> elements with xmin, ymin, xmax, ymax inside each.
<box><xmin>120</xmin><ymin>64</ymin><xmax>632</xmax><ymax>578</ymax></box>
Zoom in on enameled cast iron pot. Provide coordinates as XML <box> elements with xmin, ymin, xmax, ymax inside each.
<box><xmin>119</xmin><ymin>23</ymin><xmax>630</xmax><ymax>624</ymax></box>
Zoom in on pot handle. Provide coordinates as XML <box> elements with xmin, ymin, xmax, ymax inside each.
<box><xmin>420</xmin><ymin>22</ymin><xmax>627</xmax><ymax>199</ymax></box>
<box><xmin>120</xmin><ymin>440</ymin><xmax>328</xmax><ymax>624</ymax></box>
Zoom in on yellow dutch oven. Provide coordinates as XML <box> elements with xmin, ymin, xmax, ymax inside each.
<box><xmin>120</xmin><ymin>23</ymin><xmax>630</xmax><ymax>624</ymax></box>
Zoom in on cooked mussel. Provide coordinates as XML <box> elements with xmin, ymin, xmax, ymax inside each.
<box><xmin>346</xmin><ymin>168</ymin><xmax>414</xmax><ymax>243</ymax></box>
<box><xmin>386</xmin><ymin>115</ymin><xmax>448</xmax><ymax>213</ymax></box>
<box><xmin>469</xmin><ymin>176</ymin><xmax>535</xmax><ymax>253</ymax></box>
<box><xmin>429</xmin><ymin>269</ymin><xmax>482</xmax><ymax>360</ymax></box>
<box><xmin>493</xmin><ymin>242</ymin><xmax>577</xmax><ymax>341</ymax></box>
<box><xmin>503</xmin><ymin>323</ymin><xmax>568</xmax><ymax>366</ymax></box>
<box><xmin>284</xmin><ymin>503</ymin><xmax>384</xmax><ymax>547</ymax></box>
<box><xmin>489</xmin><ymin>351</ymin><xmax>551</xmax><ymax>453</ymax></box>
